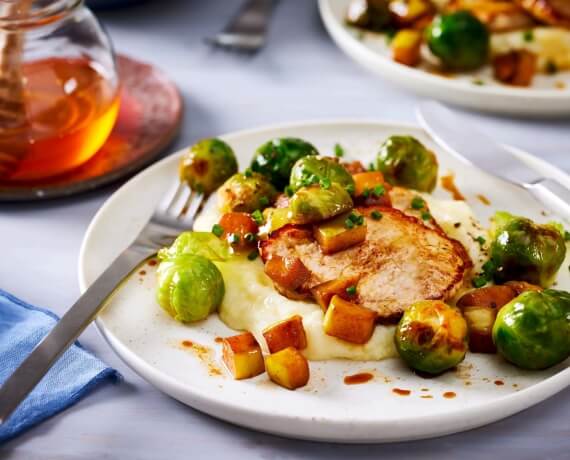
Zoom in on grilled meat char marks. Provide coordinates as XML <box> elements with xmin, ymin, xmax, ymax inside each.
<box><xmin>260</xmin><ymin>206</ymin><xmax>472</xmax><ymax>323</ymax></box>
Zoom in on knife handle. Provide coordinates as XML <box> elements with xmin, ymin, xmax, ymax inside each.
<box><xmin>525</xmin><ymin>178</ymin><xmax>570</xmax><ymax>222</ymax></box>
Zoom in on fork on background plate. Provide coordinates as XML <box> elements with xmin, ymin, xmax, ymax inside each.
<box><xmin>0</xmin><ymin>181</ymin><xmax>203</xmax><ymax>424</ymax></box>
<box><xmin>206</xmin><ymin>0</ymin><xmax>277</xmax><ymax>54</ymax></box>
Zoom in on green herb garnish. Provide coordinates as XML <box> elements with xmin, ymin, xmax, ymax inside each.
<box><xmin>371</xmin><ymin>210</ymin><xmax>382</xmax><ymax>220</ymax></box>
<box><xmin>251</xmin><ymin>209</ymin><xmax>264</xmax><ymax>225</ymax></box>
<box><xmin>212</xmin><ymin>224</ymin><xmax>224</xmax><ymax>237</ymax></box>
<box><xmin>411</xmin><ymin>196</ymin><xmax>425</xmax><ymax>210</ymax></box>
<box><xmin>334</xmin><ymin>143</ymin><xmax>345</xmax><ymax>158</ymax></box>
<box><xmin>346</xmin><ymin>285</ymin><xmax>357</xmax><ymax>296</ymax></box>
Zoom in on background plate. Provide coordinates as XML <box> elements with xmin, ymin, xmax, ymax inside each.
<box><xmin>319</xmin><ymin>0</ymin><xmax>570</xmax><ymax>117</ymax></box>
<box><xmin>79</xmin><ymin>120</ymin><xmax>570</xmax><ymax>443</ymax></box>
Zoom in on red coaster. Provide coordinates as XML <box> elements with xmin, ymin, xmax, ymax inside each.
<box><xmin>0</xmin><ymin>55</ymin><xmax>183</xmax><ymax>201</ymax></box>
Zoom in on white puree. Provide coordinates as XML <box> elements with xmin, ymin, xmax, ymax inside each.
<box><xmin>194</xmin><ymin>194</ymin><xmax>485</xmax><ymax>361</ymax></box>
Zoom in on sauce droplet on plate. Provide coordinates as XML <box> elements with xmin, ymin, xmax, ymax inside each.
<box><xmin>441</xmin><ymin>174</ymin><xmax>465</xmax><ymax>201</ymax></box>
<box><xmin>421</xmin><ymin>395</ymin><xmax>433</xmax><ymax>399</ymax></box>
<box><xmin>476</xmin><ymin>194</ymin><xmax>490</xmax><ymax>205</ymax></box>
<box><xmin>181</xmin><ymin>340</ymin><xmax>193</xmax><ymax>347</ymax></box>
<box><xmin>443</xmin><ymin>391</ymin><xmax>456</xmax><ymax>399</ymax></box>
<box><xmin>344</xmin><ymin>372</ymin><xmax>374</xmax><ymax>385</ymax></box>
<box><xmin>392</xmin><ymin>388</ymin><xmax>411</xmax><ymax>396</ymax></box>
<box><xmin>147</xmin><ymin>259</ymin><xmax>158</xmax><ymax>266</ymax></box>
<box><xmin>139</xmin><ymin>270</ymin><xmax>147</xmax><ymax>276</ymax></box>
<box><xmin>494</xmin><ymin>380</ymin><xmax>504</xmax><ymax>386</ymax></box>
<box><xmin>214</xmin><ymin>337</ymin><xmax>223</xmax><ymax>344</ymax></box>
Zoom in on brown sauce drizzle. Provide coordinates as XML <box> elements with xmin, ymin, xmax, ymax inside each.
<box><xmin>214</xmin><ymin>337</ymin><xmax>224</xmax><ymax>343</ymax></box>
<box><xmin>476</xmin><ymin>194</ymin><xmax>491</xmax><ymax>205</ymax></box>
<box><xmin>139</xmin><ymin>270</ymin><xmax>147</xmax><ymax>276</ymax></box>
<box><xmin>392</xmin><ymin>388</ymin><xmax>411</xmax><ymax>396</ymax></box>
<box><xmin>443</xmin><ymin>391</ymin><xmax>456</xmax><ymax>399</ymax></box>
<box><xmin>421</xmin><ymin>395</ymin><xmax>433</xmax><ymax>399</ymax></box>
<box><xmin>494</xmin><ymin>380</ymin><xmax>504</xmax><ymax>386</ymax></box>
<box><xmin>421</xmin><ymin>388</ymin><xmax>429</xmax><ymax>392</ymax></box>
<box><xmin>181</xmin><ymin>340</ymin><xmax>193</xmax><ymax>347</ymax></box>
<box><xmin>441</xmin><ymin>174</ymin><xmax>465</xmax><ymax>201</ymax></box>
<box><xmin>147</xmin><ymin>259</ymin><xmax>158</xmax><ymax>267</ymax></box>
<box><xmin>344</xmin><ymin>372</ymin><xmax>374</xmax><ymax>385</ymax></box>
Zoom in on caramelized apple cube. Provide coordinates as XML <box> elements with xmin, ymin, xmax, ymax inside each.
<box><xmin>310</xmin><ymin>276</ymin><xmax>360</xmax><ymax>311</ymax></box>
<box><xmin>392</xmin><ymin>29</ymin><xmax>422</xmax><ymax>67</ymax></box>
<box><xmin>265</xmin><ymin>347</ymin><xmax>310</xmax><ymax>390</ymax></box>
<box><xmin>314</xmin><ymin>213</ymin><xmax>367</xmax><ymax>255</ymax></box>
<box><xmin>263</xmin><ymin>315</ymin><xmax>307</xmax><ymax>353</ymax></box>
<box><xmin>323</xmin><ymin>295</ymin><xmax>376</xmax><ymax>344</ymax></box>
<box><xmin>221</xmin><ymin>332</ymin><xmax>265</xmax><ymax>380</ymax></box>
<box><xmin>462</xmin><ymin>306</ymin><xmax>497</xmax><ymax>354</ymax></box>
<box><xmin>457</xmin><ymin>285</ymin><xmax>516</xmax><ymax>310</ymax></box>
<box><xmin>264</xmin><ymin>255</ymin><xmax>311</xmax><ymax>291</ymax></box>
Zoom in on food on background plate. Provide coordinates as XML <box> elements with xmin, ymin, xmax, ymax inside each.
<box><xmin>345</xmin><ymin>0</ymin><xmax>570</xmax><ymax>87</ymax></box>
<box><xmin>154</xmin><ymin>134</ymin><xmax>570</xmax><ymax>390</ymax></box>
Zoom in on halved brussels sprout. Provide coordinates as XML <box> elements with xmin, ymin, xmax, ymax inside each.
<box><xmin>493</xmin><ymin>290</ymin><xmax>570</xmax><ymax>370</ymax></box>
<box><xmin>345</xmin><ymin>0</ymin><xmax>391</xmax><ymax>31</ymax></box>
<box><xmin>158</xmin><ymin>232</ymin><xmax>231</xmax><ymax>262</ymax></box>
<box><xmin>156</xmin><ymin>254</ymin><xmax>225</xmax><ymax>323</ymax></box>
<box><xmin>376</xmin><ymin>135</ymin><xmax>438</xmax><ymax>192</ymax></box>
<box><xmin>179</xmin><ymin>138</ymin><xmax>238</xmax><ymax>194</ymax></box>
<box><xmin>289</xmin><ymin>156</ymin><xmax>355</xmax><ymax>192</ymax></box>
<box><xmin>288</xmin><ymin>183</ymin><xmax>353</xmax><ymax>225</ymax></box>
<box><xmin>217</xmin><ymin>172</ymin><xmax>277</xmax><ymax>214</ymax></box>
<box><xmin>395</xmin><ymin>300</ymin><xmax>468</xmax><ymax>375</ymax></box>
<box><xmin>250</xmin><ymin>137</ymin><xmax>318</xmax><ymax>189</ymax></box>
<box><xmin>490</xmin><ymin>211</ymin><xmax>566</xmax><ymax>288</ymax></box>
<box><xmin>426</xmin><ymin>11</ymin><xmax>489</xmax><ymax>71</ymax></box>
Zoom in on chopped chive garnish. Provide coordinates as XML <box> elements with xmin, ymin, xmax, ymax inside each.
<box><xmin>251</xmin><ymin>209</ymin><xmax>264</xmax><ymax>225</ymax></box>
<box><xmin>411</xmin><ymin>196</ymin><xmax>425</xmax><ymax>210</ymax></box>
<box><xmin>346</xmin><ymin>285</ymin><xmax>357</xmax><ymax>296</ymax></box>
<box><xmin>421</xmin><ymin>212</ymin><xmax>431</xmax><ymax>221</ymax></box>
<box><xmin>285</xmin><ymin>185</ymin><xmax>294</xmax><ymax>197</ymax></box>
<box><xmin>320</xmin><ymin>177</ymin><xmax>331</xmax><ymax>189</ymax></box>
<box><xmin>212</xmin><ymin>224</ymin><xmax>224</xmax><ymax>237</ymax></box>
<box><xmin>344</xmin><ymin>218</ymin><xmax>355</xmax><ymax>229</ymax></box>
<box><xmin>373</xmin><ymin>184</ymin><xmax>385</xmax><ymax>197</ymax></box>
<box><xmin>371</xmin><ymin>210</ymin><xmax>382</xmax><ymax>220</ymax></box>
<box><xmin>523</xmin><ymin>30</ymin><xmax>534</xmax><ymax>42</ymax></box>
<box><xmin>368</xmin><ymin>162</ymin><xmax>376</xmax><ymax>171</ymax></box>
<box><xmin>259</xmin><ymin>196</ymin><xmax>269</xmax><ymax>207</ymax></box>
<box><xmin>475</xmin><ymin>236</ymin><xmax>486</xmax><ymax>246</ymax></box>
<box><xmin>345</xmin><ymin>184</ymin><xmax>355</xmax><ymax>195</ymax></box>
<box><xmin>472</xmin><ymin>276</ymin><xmax>487</xmax><ymax>288</ymax></box>
<box><xmin>247</xmin><ymin>250</ymin><xmax>258</xmax><ymax>261</ymax></box>
<box><xmin>244</xmin><ymin>168</ymin><xmax>253</xmax><ymax>178</ymax></box>
<box><xmin>356</xmin><ymin>215</ymin><xmax>364</xmax><ymax>226</ymax></box>
<box><xmin>334</xmin><ymin>143</ymin><xmax>345</xmax><ymax>157</ymax></box>
<box><xmin>348</xmin><ymin>212</ymin><xmax>359</xmax><ymax>223</ymax></box>
<box><xmin>362</xmin><ymin>188</ymin><xmax>370</xmax><ymax>198</ymax></box>
<box><xmin>564</xmin><ymin>230</ymin><xmax>570</xmax><ymax>242</ymax></box>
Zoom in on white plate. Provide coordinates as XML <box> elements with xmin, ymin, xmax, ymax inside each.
<box><xmin>79</xmin><ymin>120</ymin><xmax>570</xmax><ymax>443</ymax></box>
<box><xmin>318</xmin><ymin>0</ymin><xmax>570</xmax><ymax>117</ymax></box>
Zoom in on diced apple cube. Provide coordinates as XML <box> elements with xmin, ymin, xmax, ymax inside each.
<box><xmin>265</xmin><ymin>347</ymin><xmax>310</xmax><ymax>390</ymax></box>
<box><xmin>310</xmin><ymin>275</ymin><xmax>360</xmax><ymax>311</ymax></box>
<box><xmin>263</xmin><ymin>315</ymin><xmax>307</xmax><ymax>353</ymax></box>
<box><xmin>221</xmin><ymin>332</ymin><xmax>265</xmax><ymax>380</ymax></box>
<box><xmin>391</xmin><ymin>29</ymin><xmax>422</xmax><ymax>67</ymax></box>
<box><xmin>264</xmin><ymin>255</ymin><xmax>311</xmax><ymax>290</ymax></box>
<box><xmin>314</xmin><ymin>213</ymin><xmax>367</xmax><ymax>255</ymax></box>
<box><xmin>323</xmin><ymin>295</ymin><xmax>376</xmax><ymax>344</ymax></box>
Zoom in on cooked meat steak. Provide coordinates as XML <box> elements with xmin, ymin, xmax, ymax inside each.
<box><xmin>260</xmin><ymin>206</ymin><xmax>472</xmax><ymax>322</ymax></box>
<box><xmin>515</xmin><ymin>0</ymin><xmax>570</xmax><ymax>28</ymax></box>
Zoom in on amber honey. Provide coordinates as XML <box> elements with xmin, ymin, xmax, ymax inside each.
<box><xmin>0</xmin><ymin>57</ymin><xmax>119</xmax><ymax>182</ymax></box>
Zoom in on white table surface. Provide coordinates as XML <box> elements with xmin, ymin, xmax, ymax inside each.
<box><xmin>1</xmin><ymin>1</ymin><xmax>569</xmax><ymax>458</ymax></box>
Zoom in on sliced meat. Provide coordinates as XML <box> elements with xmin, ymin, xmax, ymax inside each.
<box><xmin>444</xmin><ymin>0</ymin><xmax>536</xmax><ymax>31</ymax></box>
<box><xmin>515</xmin><ymin>0</ymin><xmax>570</xmax><ymax>28</ymax></box>
<box><xmin>260</xmin><ymin>207</ymin><xmax>472</xmax><ymax>323</ymax></box>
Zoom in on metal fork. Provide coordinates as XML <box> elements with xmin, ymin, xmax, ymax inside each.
<box><xmin>206</xmin><ymin>0</ymin><xmax>276</xmax><ymax>54</ymax></box>
<box><xmin>0</xmin><ymin>181</ymin><xmax>204</xmax><ymax>424</ymax></box>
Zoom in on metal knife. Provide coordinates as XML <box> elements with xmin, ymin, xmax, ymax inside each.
<box><xmin>416</xmin><ymin>101</ymin><xmax>570</xmax><ymax>220</ymax></box>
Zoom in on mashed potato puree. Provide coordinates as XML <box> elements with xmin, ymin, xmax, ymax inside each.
<box><xmin>194</xmin><ymin>195</ymin><xmax>484</xmax><ymax>361</ymax></box>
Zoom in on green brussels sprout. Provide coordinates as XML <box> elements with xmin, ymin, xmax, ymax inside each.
<box><xmin>250</xmin><ymin>137</ymin><xmax>319</xmax><ymax>189</ymax></box>
<box><xmin>395</xmin><ymin>300</ymin><xmax>468</xmax><ymax>375</ymax></box>
<box><xmin>490</xmin><ymin>211</ymin><xmax>566</xmax><ymax>288</ymax></box>
<box><xmin>289</xmin><ymin>156</ymin><xmax>355</xmax><ymax>193</ymax></box>
<box><xmin>288</xmin><ymin>183</ymin><xmax>353</xmax><ymax>225</ymax></box>
<box><xmin>156</xmin><ymin>254</ymin><xmax>225</xmax><ymax>323</ymax></box>
<box><xmin>217</xmin><ymin>172</ymin><xmax>278</xmax><ymax>213</ymax></box>
<box><xmin>158</xmin><ymin>231</ymin><xmax>231</xmax><ymax>262</ymax></box>
<box><xmin>376</xmin><ymin>135</ymin><xmax>438</xmax><ymax>192</ymax></box>
<box><xmin>345</xmin><ymin>0</ymin><xmax>390</xmax><ymax>31</ymax></box>
<box><xmin>179</xmin><ymin>138</ymin><xmax>238</xmax><ymax>194</ymax></box>
<box><xmin>426</xmin><ymin>11</ymin><xmax>489</xmax><ymax>71</ymax></box>
<box><xmin>493</xmin><ymin>290</ymin><xmax>570</xmax><ymax>370</ymax></box>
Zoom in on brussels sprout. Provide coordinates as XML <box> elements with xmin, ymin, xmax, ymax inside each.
<box><xmin>250</xmin><ymin>138</ymin><xmax>319</xmax><ymax>189</ymax></box>
<box><xmin>179</xmin><ymin>138</ymin><xmax>238</xmax><ymax>194</ymax></box>
<box><xmin>217</xmin><ymin>172</ymin><xmax>277</xmax><ymax>214</ymax></box>
<box><xmin>158</xmin><ymin>231</ymin><xmax>231</xmax><ymax>262</ymax></box>
<box><xmin>288</xmin><ymin>183</ymin><xmax>353</xmax><ymax>225</ymax></box>
<box><xmin>345</xmin><ymin>0</ymin><xmax>390</xmax><ymax>31</ymax></box>
<box><xmin>493</xmin><ymin>290</ymin><xmax>570</xmax><ymax>370</ymax></box>
<box><xmin>490</xmin><ymin>212</ymin><xmax>566</xmax><ymax>288</ymax></box>
<box><xmin>289</xmin><ymin>156</ymin><xmax>355</xmax><ymax>192</ymax></box>
<box><xmin>395</xmin><ymin>300</ymin><xmax>468</xmax><ymax>375</ymax></box>
<box><xmin>156</xmin><ymin>254</ymin><xmax>225</xmax><ymax>323</ymax></box>
<box><xmin>376</xmin><ymin>135</ymin><xmax>438</xmax><ymax>192</ymax></box>
<box><xmin>426</xmin><ymin>11</ymin><xmax>489</xmax><ymax>71</ymax></box>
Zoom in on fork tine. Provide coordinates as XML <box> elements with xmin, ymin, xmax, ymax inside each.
<box><xmin>156</xmin><ymin>181</ymin><xmax>185</xmax><ymax>215</ymax></box>
<box><xmin>168</xmin><ymin>183</ymin><xmax>192</xmax><ymax>217</ymax></box>
<box><xmin>180</xmin><ymin>192</ymin><xmax>204</xmax><ymax>223</ymax></box>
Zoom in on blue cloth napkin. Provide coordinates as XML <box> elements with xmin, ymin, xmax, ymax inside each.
<box><xmin>0</xmin><ymin>289</ymin><xmax>120</xmax><ymax>444</ymax></box>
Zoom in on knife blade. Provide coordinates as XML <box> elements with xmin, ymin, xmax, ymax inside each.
<box><xmin>416</xmin><ymin>101</ymin><xmax>570</xmax><ymax>220</ymax></box>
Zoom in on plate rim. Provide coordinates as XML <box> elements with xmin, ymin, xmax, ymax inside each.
<box><xmin>318</xmin><ymin>0</ymin><xmax>570</xmax><ymax>115</ymax></box>
<box><xmin>78</xmin><ymin>118</ymin><xmax>570</xmax><ymax>443</ymax></box>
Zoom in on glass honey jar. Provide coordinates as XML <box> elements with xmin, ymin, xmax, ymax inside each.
<box><xmin>0</xmin><ymin>0</ymin><xmax>119</xmax><ymax>183</ymax></box>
